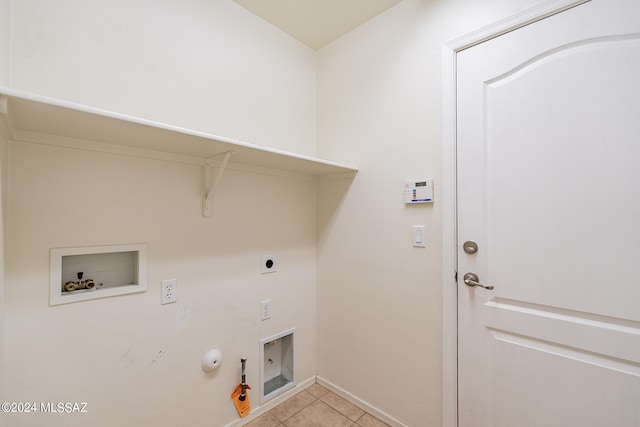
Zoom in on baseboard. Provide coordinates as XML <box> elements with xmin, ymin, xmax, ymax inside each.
<box><xmin>316</xmin><ymin>376</ymin><xmax>408</xmax><ymax>427</ymax></box>
<box><xmin>223</xmin><ymin>375</ymin><xmax>408</xmax><ymax>427</ymax></box>
<box><xmin>223</xmin><ymin>376</ymin><xmax>316</xmax><ymax>427</ymax></box>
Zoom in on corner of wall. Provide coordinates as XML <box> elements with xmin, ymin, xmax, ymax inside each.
<box><xmin>0</xmin><ymin>106</ymin><xmax>8</xmax><ymax>403</ymax></box>
<box><xmin>0</xmin><ymin>0</ymin><xmax>11</xmax><ymax>398</ymax></box>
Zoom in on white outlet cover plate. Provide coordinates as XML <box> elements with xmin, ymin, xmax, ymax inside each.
<box><xmin>261</xmin><ymin>299</ymin><xmax>272</xmax><ymax>320</ymax></box>
<box><xmin>161</xmin><ymin>279</ymin><xmax>177</xmax><ymax>304</ymax></box>
<box><xmin>261</xmin><ymin>255</ymin><xmax>277</xmax><ymax>274</ymax></box>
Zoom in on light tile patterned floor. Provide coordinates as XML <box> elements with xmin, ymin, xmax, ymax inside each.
<box><xmin>244</xmin><ymin>383</ymin><xmax>390</xmax><ymax>427</ymax></box>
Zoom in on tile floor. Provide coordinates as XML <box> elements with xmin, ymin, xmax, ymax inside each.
<box><xmin>244</xmin><ymin>383</ymin><xmax>390</xmax><ymax>427</ymax></box>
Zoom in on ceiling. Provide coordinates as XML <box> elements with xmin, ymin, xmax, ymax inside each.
<box><xmin>233</xmin><ymin>0</ymin><xmax>404</xmax><ymax>50</ymax></box>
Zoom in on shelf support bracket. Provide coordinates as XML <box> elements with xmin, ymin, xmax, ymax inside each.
<box><xmin>203</xmin><ymin>150</ymin><xmax>234</xmax><ymax>217</ymax></box>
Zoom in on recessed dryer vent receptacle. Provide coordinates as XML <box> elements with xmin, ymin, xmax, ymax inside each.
<box><xmin>259</xmin><ymin>328</ymin><xmax>295</xmax><ymax>404</ymax></box>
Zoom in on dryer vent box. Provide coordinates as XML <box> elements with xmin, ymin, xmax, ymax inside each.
<box><xmin>259</xmin><ymin>328</ymin><xmax>295</xmax><ymax>404</ymax></box>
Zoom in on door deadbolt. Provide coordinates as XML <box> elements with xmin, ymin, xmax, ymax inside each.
<box><xmin>463</xmin><ymin>241</ymin><xmax>478</xmax><ymax>254</ymax></box>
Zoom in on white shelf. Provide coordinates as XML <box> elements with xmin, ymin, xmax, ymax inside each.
<box><xmin>0</xmin><ymin>88</ymin><xmax>358</xmax><ymax>176</ymax></box>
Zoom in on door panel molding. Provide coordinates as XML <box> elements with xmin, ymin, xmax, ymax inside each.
<box><xmin>441</xmin><ymin>1</ymin><xmax>590</xmax><ymax>426</ymax></box>
<box><xmin>488</xmin><ymin>328</ymin><xmax>640</xmax><ymax>377</ymax></box>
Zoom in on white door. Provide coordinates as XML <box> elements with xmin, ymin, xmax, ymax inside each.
<box><xmin>457</xmin><ymin>1</ymin><xmax>640</xmax><ymax>426</ymax></box>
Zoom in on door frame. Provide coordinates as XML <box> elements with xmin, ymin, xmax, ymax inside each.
<box><xmin>440</xmin><ymin>1</ymin><xmax>589</xmax><ymax>426</ymax></box>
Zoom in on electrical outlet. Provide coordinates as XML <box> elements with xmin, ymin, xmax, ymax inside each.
<box><xmin>261</xmin><ymin>299</ymin><xmax>272</xmax><ymax>321</ymax></box>
<box><xmin>261</xmin><ymin>254</ymin><xmax>277</xmax><ymax>274</ymax></box>
<box><xmin>161</xmin><ymin>279</ymin><xmax>177</xmax><ymax>305</ymax></box>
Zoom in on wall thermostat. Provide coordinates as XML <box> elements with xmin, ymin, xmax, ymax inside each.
<box><xmin>404</xmin><ymin>179</ymin><xmax>433</xmax><ymax>204</ymax></box>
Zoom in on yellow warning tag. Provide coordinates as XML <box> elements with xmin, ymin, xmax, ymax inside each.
<box><xmin>231</xmin><ymin>384</ymin><xmax>251</xmax><ymax>418</ymax></box>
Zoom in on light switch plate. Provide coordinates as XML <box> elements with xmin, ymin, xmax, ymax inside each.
<box><xmin>413</xmin><ymin>225</ymin><xmax>426</xmax><ymax>248</ymax></box>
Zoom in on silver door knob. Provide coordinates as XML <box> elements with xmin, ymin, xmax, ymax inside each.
<box><xmin>463</xmin><ymin>273</ymin><xmax>494</xmax><ymax>290</ymax></box>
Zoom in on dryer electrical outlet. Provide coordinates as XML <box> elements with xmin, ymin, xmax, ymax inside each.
<box><xmin>261</xmin><ymin>255</ymin><xmax>277</xmax><ymax>274</ymax></box>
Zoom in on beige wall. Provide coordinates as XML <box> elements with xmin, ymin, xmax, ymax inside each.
<box><xmin>5</xmin><ymin>141</ymin><xmax>318</xmax><ymax>427</ymax></box>
<box><xmin>0</xmin><ymin>0</ymin><xmax>9</xmax><ymax>400</ymax></box>
<box><xmin>4</xmin><ymin>1</ymin><xmax>318</xmax><ymax>426</ymax></box>
<box><xmin>0</xmin><ymin>111</ymin><xmax>7</xmax><ymax>404</ymax></box>
<box><xmin>316</xmin><ymin>0</ymin><xmax>540</xmax><ymax>425</ymax></box>
<box><xmin>9</xmin><ymin>0</ymin><xmax>317</xmax><ymax>156</ymax></box>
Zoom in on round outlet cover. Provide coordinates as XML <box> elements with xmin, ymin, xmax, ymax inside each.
<box><xmin>261</xmin><ymin>255</ymin><xmax>277</xmax><ymax>273</ymax></box>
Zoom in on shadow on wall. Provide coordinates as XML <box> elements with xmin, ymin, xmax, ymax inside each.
<box><xmin>316</xmin><ymin>173</ymin><xmax>357</xmax><ymax>248</ymax></box>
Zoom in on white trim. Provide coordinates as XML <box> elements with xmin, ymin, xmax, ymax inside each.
<box><xmin>316</xmin><ymin>376</ymin><xmax>408</xmax><ymax>427</ymax></box>
<box><xmin>224</xmin><ymin>375</ymin><xmax>408</xmax><ymax>426</ymax></box>
<box><xmin>441</xmin><ymin>1</ymin><xmax>591</xmax><ymax>426</ymax></box>
<box><xmin>446</xmin><ymin>0</ymin><xmax>589</xmax><ymax>52</ymax></box>
<box><xmin>441</xmin><ymin>38</ymin><xmax>459</xmax><ymax>427</ymax></box>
